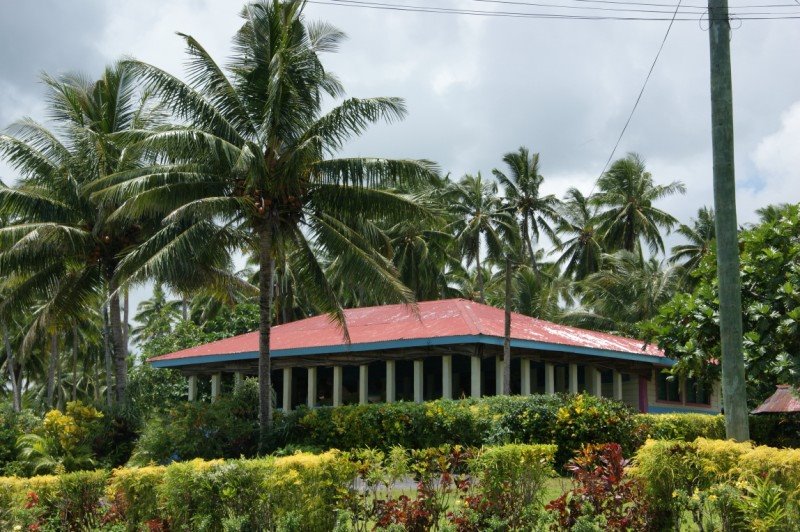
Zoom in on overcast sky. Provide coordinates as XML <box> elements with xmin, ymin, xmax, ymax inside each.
<box><xmin>1</xmin><ymin>0</ymin><xmax>799</xmax><ymax>307</ymax></box>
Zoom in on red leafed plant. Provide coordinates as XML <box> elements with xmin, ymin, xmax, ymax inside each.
<box><xmin>546</xmin><ymin>443</ymin><xmax>650</xmax><ymax>531</ymax></box>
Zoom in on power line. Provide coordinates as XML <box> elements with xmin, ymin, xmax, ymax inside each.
<box><xmin>469</xmin><ymin>0</ymin><xmax>800</xmax><ymax>10</ymax></box>
<box><xmin>309</xmin><ymin>0</ymin><xmax>800</xmax><ymax>19</ymax></box>
<box><xmin>590</xmin><ymin>0</ymin><xmax>682</xmax><ymax>196</ymax></box>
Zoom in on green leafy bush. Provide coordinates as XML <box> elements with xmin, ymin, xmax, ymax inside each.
<box><xmin>750</xmin><ymin>413</ymin><xmax>800</xmax><ymax>448</ymax></box>
<box><xmin>0</xmin><ymin>404</ymin><xmax>40</xmax><ymax>476</ymax></box>
<box><xmin>636</xmin><ymin>413</ymin><xmax>726</xmax><ymax>441</ymax></box>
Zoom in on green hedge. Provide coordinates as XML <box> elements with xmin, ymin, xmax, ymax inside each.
<box><xmin>134</xmin><ymin>393</ymin><xmax>743</xmax><ymax>468</ymax></box>
<box><xmin>0</xmin><ymin>443</ymin><xmax>557</xmax><ymax>531</ymax></box>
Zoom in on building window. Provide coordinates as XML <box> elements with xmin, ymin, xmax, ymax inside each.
<box><xmin>685</xmin><ymin>377</ymin><xmax>711</xmax><ymax>405</ymax></box>
<box><xmin>656</xmin><ymin>371</ymin><xmax>681</xmax><ymax>402</ymax></box>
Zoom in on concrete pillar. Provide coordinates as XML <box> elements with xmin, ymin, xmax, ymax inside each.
<box><xmin>495</xmin><ymin>357</ymin><xmax>504</xmax><ymax>395</ymax></box>
<box><xmin>413</xmin><ymin>360</ymin><xmax>424</xmax><ymax>403</ymax></box>
<box><xmin>544</xmin><ymin>363</ymin><xmax>555</xmax><ymax>395</ymax></box>
<box><xmin>442</xmin><ymin>355</ymin><xmax>453</xmax><ymax>400</ymax></box>
<box><xmin>569</xmin><ymin>363</ymin><xmax>579</xmax><ymax>394</ymax></box>
<box><xmin>520</xmin><ymin>359</ymin><xmax>531</xmax><ymax>395</ymax></box>
<box><xmin>386</xmin><ymin>360</ymin><xmax>396</xmax><ymax>403</ymax></box>
<box><xmin>471</xmin><ymin>356</ymin><xmax>481</xmax><ymax>398</ymax></box>
<box><xmin>234</xmin><ymin>372</ymin><xmax>243</xmax><ymax>388</ymax></box>
<box><xmin>307</xmin><ymin>367</ymin><xmax>317</xmax><ymax>408</ymax></box>
<box><xmin>359</xmin><ymin>364</ymin><xmax>369</xmax><ymax>405</ymax></box>
<box><xmin>333</xmin><ymin>366</ymin><xmax>343</xmax><ymax>407</ymax></box>
<box><xmin>211</xmin><ymin>373</ymin><xmax>221</xmax><ymax>401</ymax></box>
<box><xmin>613</xmin><ymin>370</ymin><xmax>623</xmax><ymax>401</ymax></box>
<box><xmin>188</xmin><ymin>375</ymin><xmax>197</xmax><ymax>401</ymax></box>
<box><xmin>589</xmin><ymin>366</ymin><xmax>602</xmax><ymax>398</ymax></box>
<box><xmin>282</xmin><ymin>367</ymin><xmax>293</xmax><ymax>411</ymax></box>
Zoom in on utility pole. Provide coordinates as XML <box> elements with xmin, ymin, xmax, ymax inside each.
<box><xmin>708</xmin><ymin>0</ymin><xmax>749</xmax><ymax>440</ymax></box>
<box><xmin>503</xmin><ymin>256</ymin><xmax>512</xmax><ymax>395</ymax></box>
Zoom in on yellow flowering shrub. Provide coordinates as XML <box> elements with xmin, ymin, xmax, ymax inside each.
<box><xmin>107</xmin><ymin>465</ymin><xmax>166</xmax><ymax>526</ymax></box>
<box><xmin>694</xmin><ymin>437</ymin><xmax>753</xmax><ymax>479</ymax></box>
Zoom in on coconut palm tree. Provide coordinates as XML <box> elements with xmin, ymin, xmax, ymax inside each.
<box><xmin>492</xmin><ymin>147</ymin><xmax>561</xmax><ymax>270</ymax></box>
<box><xmin>0</xmin><ymin>64</ymin><xmax>168</xmax><ymax>404</ymax></box>
<box><xmin>130</xmin><ymin>285</ymin><xmax>182</xmax><ymax>345</ymax></box>
<box><xmin>567</xmin><ymin>250</ymin><xmax>682</xmax><ymax>335</ymax></box>
<box><xmin>593</xmin><ymin>153</ymin><xmax>685</xmax><ymax>255</ymax></box>
<box><xmin>553</xmin><ymin>188</ymin><xmax>603</xmax><ymax>281</ymax></box>
<box><xmin>669</xmin><ymin>206</ymin><xmax>715</xmax><ymax>271</ymax></box>
<box><xmin>448</xmin><ymin>173</ymin><xmax>518</xmax><ymax>303</ymax></box>
<box><xmin>93</xmin><ymin>0</ymin><xmax>437</xmax><ymax>441</ymax></box>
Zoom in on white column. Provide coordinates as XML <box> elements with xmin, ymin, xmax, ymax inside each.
<box><xmin>413</xmin><ymin>360</ymin><xmax>424</xmax><ymax>403</ymax></box>
<box><xmin>471</xmin><ymin>356</ymin><xmax>482</xmax><ymax>398</ymax></box>
<box><xmin>589</xmin><ymin>366</ymin><xmax>602</xmax><ymax>398</ymax></box>
<box><xmin>613</xmin><ymin>370</ymin><xmax>623</xmax><ymax>401</ymax></box>
<box><xmin>495</xmin><ymin>357</ymin><xmax>504</xmax><ymax>395</ymax></box>
<box><xmin>569</xmin><ymin>363</ymin><xmax>579</xmax><ymax>394</ymax></box>
<box><xmin>521</xmin><ymin>359</ymin><xmax>531</xmax><ymax>395</ymax></box>
<box><xmin>211</xmin><ymin>373</ymin><xmax>221</xmax><ymax>401</ymax></box>
<box><xmin>359</xmin><ymin>364</ymin><xmax>369</xmax><ymax>405</ymax></box>
<box><xmin>333</xmin><ymin>366</ymin><xmax>343</xmax><ymax>407</ymax></box>
<box><xmin>234</xmin><ymin>372</ymin><xmax>243</xmax><ymax>388</ymax></box>
<box><xmin>385</xmin><ymin>360</ymin><xmax>396</xmax><ymax>403</ymax></box>
<box><xmin>307</xmin><ymin>367</ymin><xmax>317</xmax><ymax>408</ymax></box>
<box><xmin>188</xmin><ymin>375</ymin><xmax>197</xmax><ymax>402</ymax></box>
<box><xmin>544</xmin><ymin>363</ymin><xmax>555</xmax><ymax>395</ymax></box>
<box><xmin>442</xmin><ymin>355</ymin><xmax>453</xmax><ymax>400</ymax></box>
<box><xmin>282</xmin><ymin>367</ymin><xmax>293</xmax><ymax>411</ymax></box>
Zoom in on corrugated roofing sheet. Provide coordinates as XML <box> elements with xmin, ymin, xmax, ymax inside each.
<box><xmin>752</xmin><ymin>385</ymin><xmax>800</xmax><ymax>414</ymax></box>
<box><xmin>148</xmin><ymin>298</ymin><xmax>664</xmax><ymax>364</ymax></box>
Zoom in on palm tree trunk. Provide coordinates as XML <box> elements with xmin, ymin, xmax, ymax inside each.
<box><xmin>258</xmin><ymin>224</ymin><xmax>275</xmax><ymax>450</ymax></box>
<box><xmin>46</xmin><ymin>333</ymin><xmax>58</xmax><ymax>409</ymax></box>
<box><xmin>181</xmin><ymin>296</ymin><xmax>188</xmax><ymax>322</ymax></box>
<box><xmin>108</xmin><ymin>280</ymin><xmax>128</xmax><ymax>404</ymax></box>
<box><xmin>503</xmin><ymin>257</ymin><xmax>512</xmax><ymax>395</ymax></box>
<box><xmin>102</xmin><ymin>304</ymin><xmax>114</xmax><ymax>408</ymax></box>
<box><xmin>3</xmin><ymin>323</ymin><xmax>21</xmax><ymax>412</ymax></box>
<box><xmin>475</xmin><ymin>248</ymin><xmax>485</xmax><ymax>304</ymax></box>
<box><xmin>122</xmin><ymin>289</ymin><xmax>130</xmax><ymax>357</ymax></box>
<box><xmin>522</xmin><ymin>214</ymin><xmax>537</xmax><ymax>272</ymax></box>
<box><xmin>72</xmin><ymin>324</ymin><xmax>78</xmax><ymax>402</ymax></box>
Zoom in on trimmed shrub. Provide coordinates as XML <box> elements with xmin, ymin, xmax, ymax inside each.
<box><xmin>107</xmin><ymin>465</ymin><xmax>166</xmax><ymax>528</ymax></box>
<box><xmin>636</xmin><ymin>413</ymin><xmax>726</xmax><ymax>441</ymax></box>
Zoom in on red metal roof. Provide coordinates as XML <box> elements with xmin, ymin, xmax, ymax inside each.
<box><xmin>149</xmin><ymin>298</ymin><xmax>665</xmax><ymax>365</ymax></box>
<box><xmin>752</xmin><ymin>385</ymin><xmax>800</xmax><ymax>414</ymax></box>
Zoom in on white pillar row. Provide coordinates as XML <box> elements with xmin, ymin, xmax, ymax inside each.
<box><xmin>211</xmin><ymin>373</ymin><xmax>221</xmax><ymax>401</ymax></box>
<box><xmin>188</xmin><ymin>375</ymin><xmax>197</xmax><ymax>402</ymax></box>
<box><xmin>589</xmin><ymin>366</ymin><xmax>602</xmax><ymax>398</ymax></box>
<box><xmin>386</xmin><ymin>360</ymin><xmax>396</xmax><ymax>403</ymax></box>
<box><xmin>307</xmin><ymin>367</ymin><xmax>317</xmax><ymax>408</ymax></box>
<box><xmin>442</xmin><ymin>355</ymin><xmax>453</xmax><ymax>400</ymax></box>
<box><xmin>234</xmin><ymin>372</ymin><xmax>243</xmax><ymax>389</ymax></box>
<box><xmin>471</xmin><ymin>356</ymin><xmax>482</xmax><ymax>399</ymax></box>
<box><xmin>495</xmin><ymin>357</ymin><xmax>504</xmax><ymax>395</ymax></box>
<box><xmin>613</xmin><ymin>370</ymin><xmax>623</xmax><ymax>401</ymax></box>
<box><xmin>359</xmin><ymin>364</ymin><xmax>369</xmax><ymax>405</ymax></box>
<box><xmin>282</xmin><ymin>367</ymin><xmax>293</xmax><ymax>411</ymax></box>
<box><xmin>545</xmin><ymin>363</ymin><xmax>555</xmax><ymax>395</ymax></box>
<box><xmin>413</xmin><ymin>360</ymin><xmax>424</xmax><ymax>403</ymax></box>
<box><xmin>332</xmin><ymin>366</ymin><xmax>343</xmax><ymax>407</ymax></box>
<box><xmin>569</xmin><ymin>363</ymin><xmax>579</xmax><ymax>394</ymax></box>
<box><xmin>520</xmin><ymin>359</ymin><xmax>531</xmax><ymax>395</ymax></box>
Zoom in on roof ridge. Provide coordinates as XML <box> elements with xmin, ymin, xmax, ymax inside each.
<box><xmin>454</xmin><ymin>298</ymin><xmax>484</xmax><ymax>335</ymax></box>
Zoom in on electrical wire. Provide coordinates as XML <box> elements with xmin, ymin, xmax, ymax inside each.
<box><xmin>590</xmin><ymin>0</ymin><xmax>683</xmax><ymax>195</ymax></box>
<box><xmin>309</xmin><ymin>0</ymin><xmax>800</xmax><ymax>20</ymax></box>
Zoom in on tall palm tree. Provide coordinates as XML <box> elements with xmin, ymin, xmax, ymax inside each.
<box><xmin>0</xmin><ymin>64</ymin><xmax>165</xmax><ymax>404</ymax></box>
<box><xmin>593</xmin><ymin>153</ymin><xmax>685</xmax><ymax>255</ymax></box>
<box><xmin>130</xmin><ymin>285</ymin><xmax>182</xmax><ymax>345</ymax></box>
<box><xmin>448</xmin><ymin>173</ymin><xmax>518</xmax><ymax>303</ymax></box>
<box><xmin>669</xmin><ymin>206</ymin><xmax>715</xmax><ymax>271</ymax></box>
<box><xmin>553</xmin><ymin>188</ymin><xmax>603</xmax><ymax>281</ymax></box>
<box><xmin>95</xmin><ymin>0</ymin><xmax>436</xmax><ymax>440</ymax></box>
<box><xmin>493</xmin><ymin>147</ymin><xmax>561</xmax><ymax>270</ymax></box>
<box><xmin>568</xmin><ymin>250</ymin><xmax>682</xmax><ymax>335</ymax></box>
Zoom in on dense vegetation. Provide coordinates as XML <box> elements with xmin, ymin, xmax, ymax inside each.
<box><xmin>0</xmin><ymin>0</ymin><xmax>798</xmax><ymax>528</ymax></box>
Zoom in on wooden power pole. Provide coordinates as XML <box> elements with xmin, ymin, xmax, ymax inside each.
<box><xmin>708</xmin><ymin>0</ymin><xmax>749</xmax><ymax>440</ymax></box>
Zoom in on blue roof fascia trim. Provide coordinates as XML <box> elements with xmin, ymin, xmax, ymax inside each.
<box><xmin>150</xmin><ymin>333</ymin><xmax>672</xmax><ymax>368</ymax></box>
<box><xmin>648</xmin><ymin>405</ymin><xmax>720</xmax><ymax>415</ymax></box>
